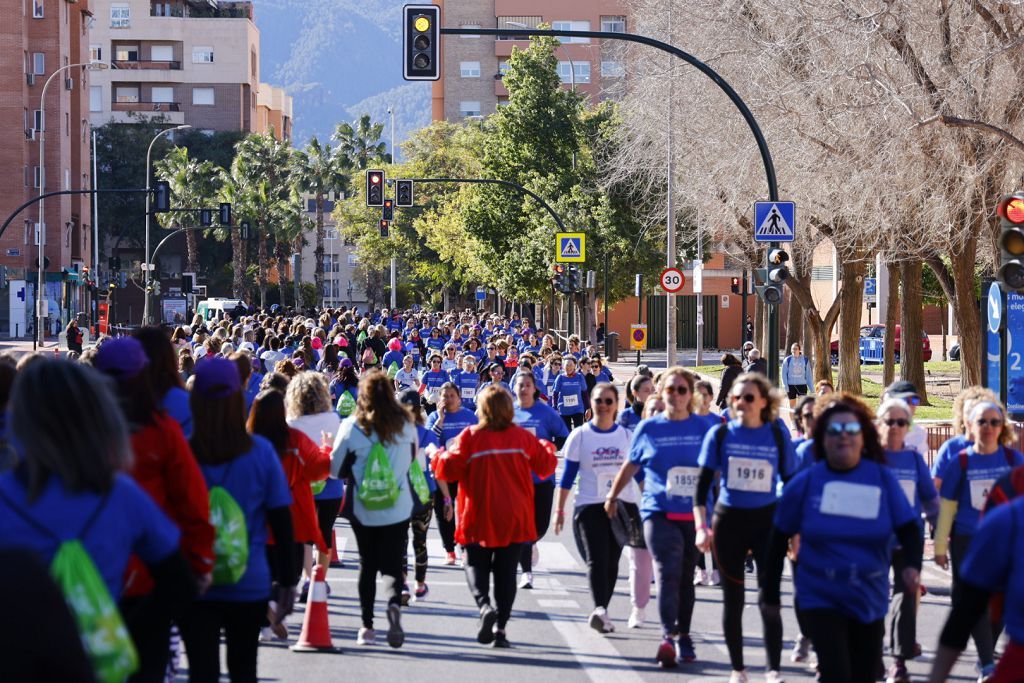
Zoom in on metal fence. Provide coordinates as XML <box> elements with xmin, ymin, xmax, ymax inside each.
<box><xmin>920</xmin><ymin>421</ymin><xmax>1024</xmax><ymax>469</ymax></box>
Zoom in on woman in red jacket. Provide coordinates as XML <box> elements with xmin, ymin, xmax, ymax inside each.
<box><xmin>247</xmin><ymin>389</ymin><xmax>331</xmax><ymax>639</ymax></box>
<box><xmin>95</xmin><ymin>336</ymin><xmax>215</xmax><ymax>682</ymax></box>
<box><xmin>435</xmin><ymin>384</ymin><xmax>557</xmax><ymax>649</ymax></box>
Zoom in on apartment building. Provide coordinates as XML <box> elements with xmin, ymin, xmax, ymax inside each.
<box><xmin>431</xmin><ymin>0</ymin><xmax>628</xmax><ymax>121</ymax></box>
<box><xmin>299</xmin><ymin>193</ymin><xmax>368</xmax><ymax>308</ymax></box>
<box><xmin>87</xmin><ymin>0</ymin><xmax>260</xmax><ymax>132</ymax></box>
<box><xmin>256</xmin><ymin>82</ymin><xmax>292</xmax><ymax>140</ymax></box>
<box><xmin>0</xmin><ymin>0</ymin><xmax>96</xmax><ymax>338</ymax></box>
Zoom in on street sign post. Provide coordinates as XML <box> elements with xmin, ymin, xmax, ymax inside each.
<box><xmin>864</xmin><ymin>277</ymin><xmax>877</xmax><ymax>304</ymax></box>
<box><xmin>987</xmin><ymin>282</ymin><xmax>1004</xmax><ymax>402</ymax></box>
<box><xmin>630</xmin><ymin>324</ymin><xmax>648</xmax><ymax>351</ymax></box>
<box><xmin>1007</xmin><ymin>290</ymin><xmax>1024</xmax><ymax>420</ymax></box>
<box><xmin>556</xmin><ymin>232</ymin><xmax>586</xmax><ymax>263</ymax></box>
<box><xmin>659</xmin><ymin>267</ymin><xmax>685</xmax><ymax>294</ymax></box>
<box><xmin>754</xmin><ymin>201</ymin><xmax>795</xmax><ymax>242</ymax></box>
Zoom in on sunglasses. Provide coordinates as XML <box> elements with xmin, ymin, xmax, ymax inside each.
<box><xmin>593</xmin><ymin>397</ymin><xmax>615</xmax><ymax>406</ymax></box>
<box><xmin>664</xmin><ymin>385</ymin><xmax>689</xmax><ymax>395</ymax></box>
<box><xmin>884</xmin><ymin>418</ymin><xmax>909</xmax><ymax>428</ymax></box>
<box><xmin>800</xmin><ymin>412</ymin><xmax>815</xmax><ymax>420</ymax></box>
<box><xmin>731</xmin><ymin>393</ymin><xmax>757</xmax><ymax>403</ymax></box>
<box><xmin>825</xmin><ymin>422</ymin><xmax>863</xmax><ymax>436</ymax></box>
<box><xmin>906</xmin><ymin>396</ymin><xmax>921</xmax><ymax>406</ymax></box>
<box><xmin>975</xmin><ymin>418</ymin><xmax>1003</xmax><ymax>428</ymax></box>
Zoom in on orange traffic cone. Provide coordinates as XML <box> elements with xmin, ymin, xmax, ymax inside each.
<box><xmin>330</xmin><ymin>530</ymin><xmax>342</xmax><ymax>568</ymax></box>
<box><xmin>291</xmin><ymin>563</ymin><xmax>337</xmax><ymax>652</ymax></box>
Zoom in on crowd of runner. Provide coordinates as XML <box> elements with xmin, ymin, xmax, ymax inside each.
<box><xmin>0</xmin><ymin>303</ymin><xmax>1021</xmax><ymax>683</ymax></box>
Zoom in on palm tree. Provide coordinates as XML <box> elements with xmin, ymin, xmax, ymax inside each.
<box><xmin>154</xmin><ymin>147</ymin><xmax>221</xmax><ymax>274</ymax></box>
<box><xmin>217</xmin><ymin>167</ymin><xmax>250</xmax><ymax>300</ymax></box>
<box><xmin>332</xmin><ymin>114</ymin><xmax>391</xmax><ymax>170</ymax></box>
<box><xmin>294</xmin><ymin>137</ymin><xmax>351</xmax><ymax>307</ymax></box>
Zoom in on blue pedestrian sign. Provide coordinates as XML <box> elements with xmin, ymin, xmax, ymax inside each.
<box><xmin>555</xmin><ymin>232</ymin><xmax>586</xmax><ymax>263</ymax></box>
<box><xmin>754</xmin><ymin>201</ymin><xmax>795</xmax><ymax>242</ymax></box>
<box><xmin>987</xmin><ymin>282</ymin><xmax>1002</xmax><ymax>396</ymax></box>
<box><xmin>864</xmin><ymin>277</ymin><xmax>877</xmax><ymax>304</ymax></box>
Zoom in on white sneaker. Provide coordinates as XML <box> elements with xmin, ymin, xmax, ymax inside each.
<box><xmin>694</xmin><ymin>568</ymin><xmax>708</xmax><ymax>586</ymax></box>
<box><xmin>765</xmin><ymin>671</ymin><xmax>785</xmax><ymax>683</ymax></box>
<box><xmin>709</xmin><ymin>570</ymin><xmax>721</xmax><ymax>586</ymax></box>
<box><xmin>627</xmin><ymin>606</ymin><xmax>645</xmax><ymax>629</ymax></box>
<box><xmin>588</xmin><ymin>607</ymin><xmax>614</xmax><ymax>634</ymax></box>
<box><xmin>532</xmin><ymin>544</ymin><xmax>540</xmax><ymax>567</ymax></box>
<box><xmin>356</xmin><ymin>627</ymin><xmax>376</xmax><ymax>645</ymax></box>
<box><xmin>259</xmin><ymin>627</ymin><xmax>276</xmax><ymax>642</ymax></box>
<box><xmin>519</xmin><ymin>572</ymin><xmax>533</xmax><ymax>589</ymax></box>
<box><xmin>729</xmin><ymin>671</ymin><xmax>749</xmax><ymax>683</ymax></box>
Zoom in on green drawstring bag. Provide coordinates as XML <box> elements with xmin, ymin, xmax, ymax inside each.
<box><xmin>387</xmin><ymin>362</ymin><xmax>400</xmax><ymax>379</ymax></box>
<box><xmin>358</xmin><ymin>443</ymin><xmax>400</xmax><ymax>510</ymax></box>
<box><xmin>209</xmin><ymin>484</ymin><xmax>248</xmax><ymax>585</ymax></box>
<box><xmin>51</xmin><ymin>540</ymin><xmax>139</xmax><ymax>683</ymax></box>
<box><xmin>310</xmin><ymin>479</ymin><xmax>327</xmax><ymax>495</ymax></box>
<box><xmin>408</xmin><ymin>458</ymin><xmax>431</xmax><ymax>504</ymax></box>
<box><xmin>337</xmin><ymin>390</ymin><xmax>356</xmax><ymax>417</ymax></box>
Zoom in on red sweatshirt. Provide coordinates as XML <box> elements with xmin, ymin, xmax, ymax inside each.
<box><xmin>123</xmin><ymin>411</ymin><xmax>214</xmax><ymax>597</ymax></box>
<box><xmin>435</xmin><ymin>425</ymin><xmax>557</xmax><ymax>548</ymax></box>
<box><xmin>272</xmin><ymin>429</ymin><xmax>332</xmax><ymax>552</ymax></box>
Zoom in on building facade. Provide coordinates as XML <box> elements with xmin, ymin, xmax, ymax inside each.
<box><xmin>431</xmin><ymin>0</ymin><xmax>627</xmax><ymax>121</ymax></box>
<box><xmin>299</xmin><ymin>193</ymin><xmax>368</xmax><ymax>309</ymax></box>
<box><xmin>256</xmin><ymin>82</ymin><xmax>292</xmax><ymax>140</ymax></box>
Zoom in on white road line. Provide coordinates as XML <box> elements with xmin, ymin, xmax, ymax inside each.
<box><xmin>536</xmin><ymin>599</ymin><xmax>581</xmax><ymax>608</ymax></box>
<box><xmin>546</xmin><ymin>614</ymin><xmax>647</xmax><ymax>683</ymax></box>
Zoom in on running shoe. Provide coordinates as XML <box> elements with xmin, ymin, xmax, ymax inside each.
<box><xmin>977</xmin><ymin>663</ymin><xmax>996</xmax><ymax>683</ymax></box>
<box><xmin>709</xmin><ymin>570</ymin><xmax>721</xmax><ymax>585</ymax></box>
<box><xmin>445</xmin><ymin>551</ymin><xmax>457</xmax><ymax>566</ymax></box>
<box><xmin>532</xmin><ymin>544</ymin><xmax>540</xmax><ymax>567</ymax></box>
<box><xmin>729</xmin><ymin>670</ymin><xmax>749</xmax><ymax>683</ymax></box>
<box><xmin>677</xmin><ymin>635</ymin><xmax>696</xmax><ymax>663</ymax></box>
<box><xmin>414</xmin><ymin>583</ymin><xmax>429</xmax><ymax>601</ymax></box>
<box><xmin>259</xmin><ymin>627</ymin><xmax>276</xmax><ymax>642</ymax></box>
<box><xmin>655</xmin><ymin>638</ymin><xmax>678</xmax><ymax>668</ymax></box>
<box><xmin>765</xmin><ymin>671</ymin><xmax>785</xmax><ymax>683</ymax></box>
<box><xmin>477</xmin><ymin>604</ymin><xmax>498</xmax><ymax>644</ymax></box>
<box><xmin>400</xmin><ymin>584</ymin><xmax>411</xmax><ymax>607</ymax></box>
<box><xmin>627</xmin><ymin>606</ymin><xmax>645</xmax><ymax>629</ymax></box>
<box><xmin>356</xmin><ymin>627</ymin><xmax>375</xmax><ymax>646</ymax></box>
<box><xmin>693</xmin><ymin>568</ymin><xmax>707</xmax><ymax>586</ymax></box>
<box><xmin>588</xmin><ymin>607</ymin><xmax>614</xmax><ymax>634</ymax></box>
<box><xmin>886</xmin><ymin>660</ymin><xmax>910</xmax><ymax>683</ymax></box>
<box><xmin>298</xmin><ymin>579</ymin><xmax>310</xmax><ymax>603</ymax></box>
<box><xmin>791</xmin><ymin>635</ymin><xmax>811</xmax><ymax>663</ymax></box>
<box><xmin>386</xmin><ymin>603</ymin><xmax>405</xmax><ymax>649</ymax></box>
<box><xmin>492</xmin><ymin>630</ymin><xmax>511</xmax><ymax>649</ymax></box>
<box><xmin>519</xmin><ymin>572</ymin><xmax>533</xmax><ymax>589</ymax></box>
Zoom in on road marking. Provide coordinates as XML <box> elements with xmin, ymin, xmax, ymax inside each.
<box><xmin>545</xmin><ymin>613</ymin><xmax>646</xmax><ymax>683</ymax></box>
<box><xmin>536</xmin><ymin>599</ymin><xmax>581</xmax><ymax>608</ymax></box>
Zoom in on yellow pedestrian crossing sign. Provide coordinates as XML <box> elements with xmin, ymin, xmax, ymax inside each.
<box><xmin>556</xmin><ymin>232</ymin><xmax>586</xmax><ymax>263</ymax></box>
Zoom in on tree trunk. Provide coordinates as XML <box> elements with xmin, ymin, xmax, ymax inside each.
<box><xmin>754</xmin><ymin>298</ymin><xmax>764</xmax><ymax>351</ymax></box>
<box><xmin>784</xmin><ymin>252</ymin><xmax>808</xmax><ymax>351</ymax></box>
<box><xmin>900</xmin><ymin>259</ymin><xmax>928</xmax><ymax>404</ymax></box>
<box><xmin>883</xmin><ymin>260</ymin><xmax>901</xmax><ymax>388</ymax></box>
<box><xmin>231</xmin><ymin>227</ymin><xmax>246</xmax><ymax>300</ymax></box>
<box><xmin>257</xmin><ymin>228</ymin><xmax>268</xmax><ymax>310</ymax></box>
<box><xmin>949</xmin><ymin>239</ymin><xmax>981</xmax><ymax>388</ymax></box>
<box><xmin>314</xmin><ymin>194</ymin><xmax>325</xmax><ymax>304</ymax></box>
<box><xmin>836</xmin><ymin>256</ymin><xmax>867</xmax><ymax>394</ymax></box>
<box><xmin>185</xmin><ymin>231</ymin><xmax>199</xmax><ymax>274</ymax></box>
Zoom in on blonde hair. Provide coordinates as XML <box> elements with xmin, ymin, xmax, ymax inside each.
<box><xmin>967</xmin><ymin>400</ymin><xmax>1015</xmax><ymax>447</ymax></box>
<box><xmin>284</xmin><ymin>371</ymin><xmax>332</xmax><ymax>419</ymax></box>
<box><xmin>952</xmin><ymin>386</ymin><xmax>998</xmax><ymax>436</ymax></box>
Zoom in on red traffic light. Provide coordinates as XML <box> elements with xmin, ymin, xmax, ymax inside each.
<box><xmin>553</xmin><ymin>265</ymin><xmax>565</xmax><ymax>274</ymax></box>
<box><xmin>370</xmin><ymin>173</ymin><xmax>382</xmax><ymax>185</ymax></box>
<box><xmin>999</xmin><ymin>196</ymin><xmax>1024</xmax><ymax>224</ymax></box>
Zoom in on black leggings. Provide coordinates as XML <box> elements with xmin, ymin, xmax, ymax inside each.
<box><xmin>888</xmin><ymin>545</ymin><xmax>918</xmax><ymax>660</ymax></box>
<box><xmin>561</xmin><ymin>412</ymin><xmax>585</xmax><ymax>433</ymax></box>
<box><xmin>351</xmin><ymin>518</ymin><xmax>409</xmax><ymax>629</ymax></box>
<box><xmin>951</xmin><ymin>532</ymin><xmax>996</xmax><ymax>666</ymax></box>
<box><xmin>464</xmin><ymin>543</ymin><xmax>522</xmax><ymax>629</ymax></box>
<box><xmin>801</xmin><ymin>609</ymin><xmax>883</xmax><ymax>683</ymax></box>
<box><xmin>520</xmin><ymin>479</ymin><xmax>555</xmax><ymax>572</ymax></box>
<box><xmin>178</xmin><ymin>600</ymin><xmax>265</xmax><ymax>683</ymax></box>
<box><xmin>433</xmin><ymin>482</ymin><xmax>459</xmax><ymax>553</ymax></box>
<box><xmin>407</xmin><ymin>495</ymin><xmax>434</xmax><ymax>583</ymax></box>
<box><xmin>573</xmin><ymin>503</ymin><xmax>624</xmax><ymax>609</ymax></box>
<box><xmin>711</xmin><ymin>503</ymin><xmax>783</xmax><ymax>671</ymax></box>
<box><xmin>315</xmin><ymin>497</ymin><xmax>343</xmax><ymax>551</ymax></box>
<box><xmin>122</xmin><ymin>596</ymin><xmax>171</xmax><ymax>683</ymax></box>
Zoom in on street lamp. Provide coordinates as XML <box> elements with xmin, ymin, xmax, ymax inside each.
<box><xmin>36</xmin><ymin>60</ymin><xmax>108</xmax><ymax>348</ymax></box>
<box><xmin>387</xmin><ymin>105</ymin><xmax>397</xmax><ymax>309</ymax></box>
<box><xmin>142</xmin><ymin>124</ymin><xmax>191</xmax><ymax>325</ymax></box>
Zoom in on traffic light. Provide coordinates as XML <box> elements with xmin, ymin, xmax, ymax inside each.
<box><xmin>767</xmin><ymin>248</ymin><xmax>790</xmax><ymax>284</ymax></box>
<box><xmin>0</xmin><ymin>266</ymin><xmax>7</xmax><ymax>288</ymax></box>
<box><xmin>366</xmin><ymin>170</ymin><xmax>385</xmax><ymax>207</ymax></box>
<box><xmin>552</xmin><ymin>264</ymin><xmax>566</xmax><ymax>292</ymax></box>
<box><xmin>219</xmin><ymin>202</ymin><xmax>232</xmax><ymax>226</ymax></box>
<box><xmin>108</xmin><ymin>256</ymin><xmax>121</xmax><ymax>271</ymax></box>
<box><xmin>382</xmin><ymin>199</ymin><xmax>394</xmax><ymax>221</ymax></box>
<box><xmin>181</xmin><ymin>273</ymin><xmax>194</xmax><ymax>294</ymax></box>
<box><xmin>200</xmin><ymin>209</ymin><xmax>213</xmax><ymax>227</ymax></box>
<box><xmin>998</xmin><ymin>193</ymin><xmax>1024</xmax><ymax>291</ymax></box>
<box><xmin>730</xmin><ymin>276</ymin><xmax>740</xmax><ymax>294</ymax></box>
<box><xmin>152</xmin><ymin>181</ymin><xmax>171</xmax><ymax>213</ymax></box>
<box><xmin>567</xmin><ymin>265</ymin><xmax>582</xmax><ymax>292</ymax></box>
<box><xmin>379</xmin><ymin>219</ymin><xmax>390</xmax><ymax>238</ymax></box>
<box><xmin>755</xmin><ymin>284</ymin><xmax>783</xmax><ymax>306</ymax></box>
<box><xmin>403</xmin><ymin>5</ymin><xmax>440</xmax><ymax>81</ymax></box>
<box><xmin>396</xmin><ymin>180</ymin><xmax>414</xmax><ymax>207</ymax></box>
<box><xmin>153</xmin><ymin>280</ymin><xmax>161</xmax><ymax>296</ymax></box>
<box><xmin>240</xmin><ymin>220</ymin><xmax>251</xmax><ymax>241</ymax></box>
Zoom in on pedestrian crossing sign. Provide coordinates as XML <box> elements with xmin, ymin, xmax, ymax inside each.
<box><xmin>754</xmin><ymin>201</ymin><xmax>795</xmax><ymax>242</ymax></box>
<box><xmin>556</xmin><ymin>232</ymin><xmax>586</xmax><ymax>262</ymax></box>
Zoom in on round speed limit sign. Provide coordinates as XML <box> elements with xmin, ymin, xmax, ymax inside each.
<box><xmin>660</xmin><ymin>267</ymin><xmax>685</xmax><ymax>294</ymax></box>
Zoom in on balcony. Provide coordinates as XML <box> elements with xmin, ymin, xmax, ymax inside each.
<box><xmin>112</xmin><ymin>59</ymin><xmax>182</xmax><ymax>71</ymax></box>
<box><xmin>150</xmin><ymin>0</ymin><xmax>252</xmax><ymax>19</ymax></box>
<box><xmin>112</xmin><ymin>101</ymin><xmax>181</xmax><ymax>112</ymax></box>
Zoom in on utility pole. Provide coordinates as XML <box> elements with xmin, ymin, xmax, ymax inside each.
<box><xmin>665</xmin><ymin>12</ymin><xmax>677</xmax><ymax>367</ymax></box>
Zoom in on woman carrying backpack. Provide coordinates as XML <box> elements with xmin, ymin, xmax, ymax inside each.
<box><xmin>95</xmin><ymin>337</ymin><xmax>216</xmax><ymax>681</ymax></box>
<box><xmin>180</xmin><ymin>357</ymin><xmax>297</xmax><ymax>683</ymax></box>
<box><xmin>331</xmin><ymin>358</ymin><xmax>359</xmax><ymax>413</ymax></box>
<box><xmin>331</xmin><ymin>370</ymin><xmax>421</xmax><ymax>648</ymax></box>
<box><xmin>135</xmin><ymin>327</ymin><xmax>194</xmax><ymax>438</ymax></box>
<box><xmin>0</xmin><ymin>360</ymin><xmax>195</xmax><ymax>683</ymax></box>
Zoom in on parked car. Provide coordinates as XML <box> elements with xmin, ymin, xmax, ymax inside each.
<box><xmin>949</xmin><ymin>343</ymin><xmax>960</xmax><ymax>361</ymax></box>
<box><xmin>830</xmin><ymin>324</ymin><xmax>932</xmax><ymax>365</ymax></box>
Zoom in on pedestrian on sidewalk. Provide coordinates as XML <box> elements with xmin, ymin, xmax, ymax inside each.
<box><xmin>781</xmin><ymin>343</ymin><xmax>811</xmax><ymax>408</ymax></box>
<box><xmin>715</xmin><ymin>354</ymin><xmax>743</xmax><ymax>411</ymax></box>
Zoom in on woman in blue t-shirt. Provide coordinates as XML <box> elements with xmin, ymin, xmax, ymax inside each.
<box><xmin>762</xmin><ymin>399</ymin><xmax>922</xmax><ymax>683</ymax></box>
<box><xmin>930</xmin><ymin>387</ymin><xmax>997</xmax><ymax>489</ymax></box>
<box><xmin>552</xmin><ymin>356</ymin><xmax>588</xmax><ymax>432</ymax></box>
<box><xmin>934</xmin><ymin>400</ymin><xmax>1024</xmax><ymax>679</ymax></box>
<box><xmin>693</xmin><ymin>373</ymin><xmax>794</xmax><ymax>683</ymax></box>
<box><xmin>180</xmin><ymin>357</ymin><xmax>296</xmax><ymax>681</ymax></box>
<box><xmin>426</xmin><ymin>383</ymin><xmax>479</xmax><ymax>564</ymax></box>
<box><xmin>607</xmin><ymin>367</ymin><xmax>712</xmax><ymax>669</ymax></box>
<box><xmin>878</xmin><ymin>399</ymin><xmax>938</xmax><ymax>682</ymax></box>
<box><xmin>618</xmin><ymin>374</ymin><xmax>655</xmax><ymax>431</ymax></box>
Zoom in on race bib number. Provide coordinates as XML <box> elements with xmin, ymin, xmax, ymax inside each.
<box><xmin>898</xmin><ymin>479</ymin><xmax>916</xmax><ymax>506</ymax></box>
<box><xmin>461</xmin><ymin>387</ymin><xmax>476</xmax><ymax>400</ymax></box>
<box><xmin>726</xmin><ymin>457</ymin><xmax>773</xmax><ymax>493</ymax></box>
<box><xmin>666</xmin><ymin>466</ymin><xmax>700</xmax><ymax>499</ymax></box>
<box><xmin>563</xmin><ymin>394</ymin><xmax>579</xmax><ymax>408</ymax></box>
<box><xmin>596</xmin><ymin>471</ymin><xmax>616</xmax><ymax>498</ymax></box>
<box><xmin>820</xmin><ymin>481</ymin><xmax>881</xmax><ymax>520</ymax></box>
<box><xmin>412</xmin><ymin>347</ymin><xmax>420</xmax><ymax>355</ymax></box>
<box><xmin>969</xmin><ymin>479</ymin><xmax>995</xmax><ymax>511</ymax></box>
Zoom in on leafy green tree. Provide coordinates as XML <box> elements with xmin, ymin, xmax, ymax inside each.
<box><xmin>333</xmin><ymin>114</ymin><xmax>391</xmax><ymax>170</ymax></box>
<box><xmin>294</xmin><ymin>137</ymin><xmax>351</xmax><ymax>304</ymax></box>
<box><xmin>153</xmin><ymin>147</ymin><xmax>222</xmax><ymax>273</ymax></box>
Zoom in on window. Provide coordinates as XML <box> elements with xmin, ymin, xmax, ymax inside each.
<box><xmin>115</xmin><ymin>86</ymin><xmax>139</xmax><ymax>103</ymax></box>
<box><xmin>32</xmin><ymin>52</ymin><xmax>45</xmax><ymax>75</ymax></box>
<box><xmin>459</xmin><ymin>100</ymin><xmax>481</xmax><ymax>117</ymax></box>
<box><xmin>192</xmin><ymin>46</ymin><xmax>214</xmax><ymax>63</ymax></box>
<box><xmin>110</xmin><ymin>4</ymin><xmax>130</xmax><ymax>27</ymax></box>
<box><xmin>114</xmin><ymin>45</ymin><xmax>138</xmax><ymax>61</ymax></box>
<box><xmin>150</xmin><ymin>45</ymin><xmax>174</xmax><ymax>62</ymax></box>
<box><xmin>89</xmin><ymin>44</ymin><xmax>102</xmax><ymax>62</ymax></box>
<box><xmin>32</xmin><ymin>0</ymin><xmax>43</xmax><ymax>19</ymax></box>
<box><xmin>497</xmin><ymin>99</ymin><xmax>510</xmax><ymax>107</ymax></box>
<box><xmin>460</xmin><ymin>61</ymin><xmax>481</xmax><ymax>78</ymax></box>
<box><xmin>600</xmin><ymin>15</ymin><xmax>626</xmax><ymax>33</ymax></box>
<box><xmin>461</xmin><ymin>24</ymin><xmax>480</xmax><ymax>38</ymax></box>
<box><xmin>558</xmin><ymin>61</ymin><xmax>591</xmax><ymax>84</ymax></box>
<box><xmin>551</xmin><ymin>20</ymin><xmax>590</xmax><ymax>43</ymax></box>
<box><xmin>347</xmin><ymin>253</ymin><xmax>359</xmax><ymax>267</ymax></box>
<box><xmin>601</xmin><ymin>60</ymin><xmax>624</xmax><ymax>78</ymax></box>
<box><xmin>33</xmin><ymin>167</ymin><xmax>41</xmax><ymax>189</ymax></box>
<box><xmin>499</xmin><ymin>61</ymin><xmax>510</xmax><ymax>75</ymax></box>
<box><xmin>33</xmin><ymin>110</ymin><xmax>43</xmax><ymax>131</ymax></box>
<box><xmin>192</xmin><ymin>87</ymin><xmax>214</xmax><ymax>105</ymax></box>
<box><xmin>151</xmin><ymin>87</ymin><xmax>174</xmax><ymax>103</ymax></box>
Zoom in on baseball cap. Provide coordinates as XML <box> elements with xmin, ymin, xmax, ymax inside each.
<box><xmin>884</xmin><ymin>380</ymin><xmax>919</xmax><ymax>400</ymax></box>
<box><xmin>192</xmin><ymin>357</ymin><xmax>241</xmax><ymax>399</ymax></box>
<box><xmin>95</xmin><ymin>337</ymin><xmax>149</xmax><ymax>378</ymax></box>
<box><xmin>238</xmin><ymin>341</ymin><xmax>255</xmax><ymax>355</ymax></box>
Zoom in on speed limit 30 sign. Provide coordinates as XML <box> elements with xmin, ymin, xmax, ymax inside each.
<box><xmin>660</xmin><ymin>267</ymin><xmax>685</xmax><ymax>294</ymax></box>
